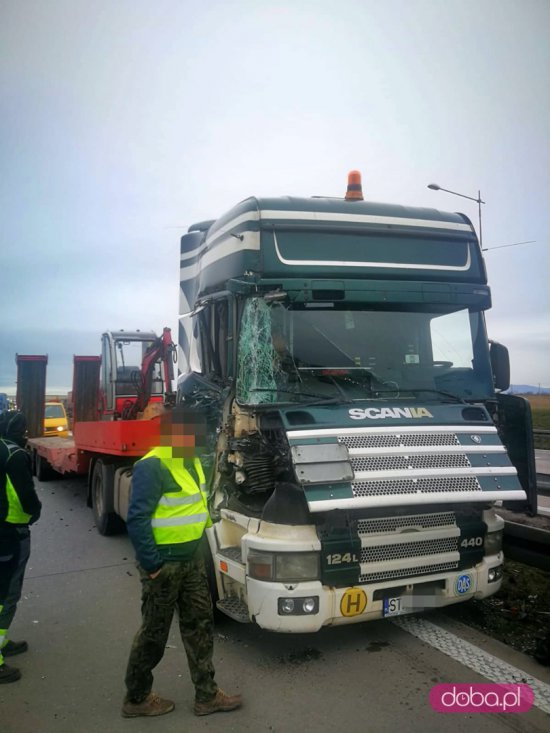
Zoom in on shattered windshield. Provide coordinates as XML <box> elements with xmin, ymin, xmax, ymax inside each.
<box><xmin>236</xmin><ymin>298</ymin><xmax>494</xmax><ymax>405</ymax></box>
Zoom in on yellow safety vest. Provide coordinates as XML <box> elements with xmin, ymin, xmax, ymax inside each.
<box><xmin>2</xmin><ymin>440</ymin><xmax>32</xmax><ymax>524</ymax></box>
<box><xmin>140</xmin><ymin>446</ymin><xmax>211</xmax><ymax>547</ymax></box>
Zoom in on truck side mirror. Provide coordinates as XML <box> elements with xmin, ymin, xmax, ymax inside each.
<box><xmin>489</xmin><ymin>341</ymin><xmax>510</xmax><ymax>392</ymax></box>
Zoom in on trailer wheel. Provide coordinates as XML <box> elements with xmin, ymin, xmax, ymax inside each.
<box><xmin>92</xmin><ymin>460</ymin><xmax>125</xmax><ymax>536</ymax></box>
<box><xmin>36</xmin><ymin>453</ymin><xmax>51</xmax><ymax>482</ymax></box>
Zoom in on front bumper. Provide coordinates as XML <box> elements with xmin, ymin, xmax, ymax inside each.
<box><xmin>246</xmin><ymin>552</ymin><xmax>504</xmax><ymax>632</ymax></box>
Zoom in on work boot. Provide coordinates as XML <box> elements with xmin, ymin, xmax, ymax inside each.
<box><xmin>121</xmin><ymin>692</ymin><xmax>175</xmax><ymax>718</ymax></box>
<box><xmin>0</xmin><ymin>663</ymin><xmax>21</xmax><ymax>684</ymax></box>
<box><xmin>2</xmin><ymin>640</ymin><xmax>28</xmax><ymax>657</ymax></box>
<box><xmin>194</xmin><ymin>689</ymin><xmax>243</xmax><ymax>716</ymax></box>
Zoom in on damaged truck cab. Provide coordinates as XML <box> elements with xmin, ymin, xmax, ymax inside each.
<box><xmin>177</xmin><ymin>176</ymin><xmax>536</xmax><ymax>632</ymax></box>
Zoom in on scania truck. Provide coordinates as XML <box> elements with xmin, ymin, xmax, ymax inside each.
<box><xmin>177</xmin><ymin>172</ymin><xmax>536</xmax><ymax>632</ymax></box>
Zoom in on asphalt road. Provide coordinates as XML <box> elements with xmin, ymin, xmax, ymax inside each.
<box><xmin>2</xmin><ymin>476</ymin><xmax>550</xmax><ymax>733</ymax></box>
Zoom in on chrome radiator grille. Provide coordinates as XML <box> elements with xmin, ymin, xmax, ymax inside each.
<box><xmin>357</xmin><ymin>509</ymin><xmax>460</xmax><ymax>582</ymax></box>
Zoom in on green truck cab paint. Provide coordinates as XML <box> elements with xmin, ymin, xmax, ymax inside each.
<box><xmin>177</xmin><ymin>178</ymin><xmax>535</xmax><ymax>632</ymax></box>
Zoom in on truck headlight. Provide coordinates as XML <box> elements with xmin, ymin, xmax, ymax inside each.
<box><xmin>248</xmin><ymin>551</ymin><xmax>319</xmax><ymax>582</ymax></box>
<box><xmin>485</xmin><ymin>529</ymin><xmax>503</xmax><ymax>555</ymax></box>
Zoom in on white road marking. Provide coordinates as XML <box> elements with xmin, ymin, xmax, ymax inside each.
<box><xmin>393</xmin><ymin>615</ymin><xmax>550</xmax><ymax>714</ymax></box>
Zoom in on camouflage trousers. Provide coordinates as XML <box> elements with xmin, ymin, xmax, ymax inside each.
<box><xmin>0</xmin><ymin>527</ymin><xmax>30</xmax><ymax>629</ymax></box>
<box><xmin>124</xmin><ymin>553</ymin><xmax>217</xmax><ymax>703</ymax></box>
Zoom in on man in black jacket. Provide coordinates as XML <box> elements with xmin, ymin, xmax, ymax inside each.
<box><xmin>0</xmin><ymin>411</ymin><xmax>41</xmax><ymax>683</ymax></box>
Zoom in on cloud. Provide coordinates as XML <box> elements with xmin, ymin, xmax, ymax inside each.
<box><xmin>1</xmin><ymin>1</ymin><xmax>549</xmax><ymax>389</ymax></box>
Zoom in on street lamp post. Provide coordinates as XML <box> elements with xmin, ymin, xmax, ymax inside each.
<box><xmin>427</xmin><ymin>183</ymin><xmax>485</xmax><ymax>249</ymax></box>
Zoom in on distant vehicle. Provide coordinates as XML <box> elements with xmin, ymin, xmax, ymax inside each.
<box><xmin>44</xmin><ymin>402</ymin><xmax>69</xmax><ymax>438</ymax></box>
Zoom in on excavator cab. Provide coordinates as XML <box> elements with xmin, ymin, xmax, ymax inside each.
<box><xmin>100</xmin><ymin>329</ymin><xmax>175</xmax><ymax>419</ymax></box>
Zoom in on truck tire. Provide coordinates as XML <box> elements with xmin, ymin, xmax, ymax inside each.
<box><xmin>92</xmin><ymin>459</ymin><xmax>125</xmax><ymax>536</ymax></box>
<box><xmin>36</xmin><ymin>453</ymin><xmax>51</xmax><ymax>482</ymax></box>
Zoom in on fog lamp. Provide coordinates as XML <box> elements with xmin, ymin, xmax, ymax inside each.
<box><xmin>278</xmin><ymin>596</ymin><xmax>319</xmax><ymax>616</ymax></box>
<box><xmin>488</xmin><ymin>565</ymin><xmax>503</xmax><ymax>583</ymax></box>
<box><xmin>280</xmin><ymin>599</ymin><xmax>295</xmax><ymax>614</ymax></box>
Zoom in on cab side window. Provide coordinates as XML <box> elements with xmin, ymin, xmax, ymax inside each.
<box><xmin>198</xmin><ymin>298</ymin><xmax>232</xmax><ymax>382</ymax></box>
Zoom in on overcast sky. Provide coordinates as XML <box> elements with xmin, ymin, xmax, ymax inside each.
<box><xmin>1</xmin><ymin>0</ymin><xmax>548</xmax><ymax>393</ymax></box>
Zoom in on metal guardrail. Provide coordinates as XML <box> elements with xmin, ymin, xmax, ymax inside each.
<box><xmin>535</xmin><ymin>441</ymin><xmax>550</xmax><ymax>496</ymax></box>
<box><xmin>503</xmin><ymin>521</ymin><xmax>550</xmax><ymax>571</ymax></box>
<box><xmin>534</xmin><ymin>429</ymin><xmax>550</xmax><ymax>450</ymax></box>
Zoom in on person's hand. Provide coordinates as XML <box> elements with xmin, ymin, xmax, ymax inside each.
<box><xmin>149</xmin><ymin>568</ymin><xmax>162</xmax><ymax>579</ymax></box>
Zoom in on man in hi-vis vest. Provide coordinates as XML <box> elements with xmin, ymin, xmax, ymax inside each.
<box><xmin>122</xmin><ymin>406</ymin><xmax>242</xmax><ymax>719</ymax></box>
<box><xmin>0</xmin><ymin>410</ymin><xmax>41</xmax><ymax>684</ymax></box>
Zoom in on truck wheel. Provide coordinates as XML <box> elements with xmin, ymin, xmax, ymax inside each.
<box><xmin>36</xmin><ymin>453</ymin><xmax>51</xmax><ymax>482</ymax></box>
<box><xmin>92</xmin><ymin>460</ymin><xmax>125</xmax><ymax>536</ymax></box>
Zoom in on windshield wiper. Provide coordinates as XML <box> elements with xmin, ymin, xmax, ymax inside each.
<box><xmin>375</xmin><ymin>387</ymin><xmax>466</xmax><ymax>404</ymax></box>
<box><xmin>248</xmin><ymin>387</ymin><xmax>341</xmax><ymax>401</ymax></box>
<box><xmin>319</xmin><ymin>372</ymin><xmax>377</xmax><ymax>399</ymax></box>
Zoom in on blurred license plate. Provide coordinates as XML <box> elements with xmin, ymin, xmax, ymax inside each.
<box><xmin>383</xmin><ymin>597</ymin><xmax>407</xmax><ymax>617</ymax></box>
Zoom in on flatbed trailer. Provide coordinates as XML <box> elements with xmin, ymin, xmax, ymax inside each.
<box><xmin>28</xmin><ymin>419</ymin><xmax>161</xmax><ymax>481</ymax></box>
<box><xmin>29</xmin><ymin>435</ymin><xmax>85</xmax><ymax>480</ymax></box>
<box><xmin>27</xmin><ymin>417</ymin><xmax>160</xmax><ymax>534</ymax></box>
<box><xmin>19</xmin><ymin>334</ymin><xmax>173</xmax><ymax>534</ymax></box>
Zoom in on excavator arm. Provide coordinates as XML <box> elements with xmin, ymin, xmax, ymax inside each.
<box><xmin>122</xmin><ymin>328</ymin><xmax>176</xmax><ymax>420</ymax></box>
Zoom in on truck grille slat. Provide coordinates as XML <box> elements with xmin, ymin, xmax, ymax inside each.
<box><xmin>351</xmin><ymin>454</ymin><xmax>470</xmax><ymax>472</ymax></box>
<box><xmin>340</xmin><ymin>433</ymin><xmax>460</xmax><ymax>449</ymax></box>
<box><xmin>360</xmin><ymin>561</ymin><xmax>458</xmax><ymax>583</ymax></box>
<box><xmin>353</xmin><ymin>476</ymin><xmax>481</xmax><ymax>497</ymax></box>
<box><xmin>361</xmin><ymin>537</ymin><xmax>457</xmax><ymax>563</ymax></box>
<box><xmin>357</xmin><ymin>512</ymin><xmax>456</xmax><ymax>535</ymax></box>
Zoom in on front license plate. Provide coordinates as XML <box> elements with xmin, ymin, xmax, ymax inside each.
<box><xmin>383</xmin><ymin>596</ymin><xmax>407</xmax><ymax>617</ymax></box>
